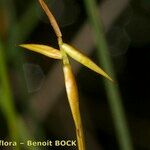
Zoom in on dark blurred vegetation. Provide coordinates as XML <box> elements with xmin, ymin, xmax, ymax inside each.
<box><xmin>0</xmin><ymin>0</ymin><xmax>150</xmax><ymax>150</ymax></box>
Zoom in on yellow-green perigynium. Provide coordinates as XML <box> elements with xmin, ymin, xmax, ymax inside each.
<box><xmin>20</xmin><ymin>1</ymin><xmax>113</xmax><ymax>150</ymax></box>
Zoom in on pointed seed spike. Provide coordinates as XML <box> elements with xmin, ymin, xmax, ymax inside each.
<box><xmin>62</xmin><ymin>43</ymin><xmax>113</xmax><ymax>82</ymax></box>
<box><xmin>63</xmin><ymin>63</ymin><xmax>86</xmax><ymax>150</ymax></box>
<box><xmin>19</xmin><ymin>44</ymin><xmax>62</xmax><ymax>59</ymax></box>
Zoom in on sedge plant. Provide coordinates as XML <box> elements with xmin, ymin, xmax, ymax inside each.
<box><xmin>20</xmin><ymin>0</ymin><xmax>113</xmax><ymax>150</ymax></box>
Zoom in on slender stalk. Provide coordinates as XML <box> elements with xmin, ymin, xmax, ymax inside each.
<box><xmin>83</xmin><ymin>1</ymin><xmax>134</xmax><ymax>150</ymax></box>
<box><xmin>38</xmin><ymin>1</ymin><xmax>86</xmax><ymax>149</ymax></box>
<box><xmin>38</xmin><ymin>0</ymin><xmax>62</xmax><ymax>38</ymax></box>
<box><xmin>59</xmin><ymin>38</ymin><xmax>86</xmax><ymax>150</ymax></box>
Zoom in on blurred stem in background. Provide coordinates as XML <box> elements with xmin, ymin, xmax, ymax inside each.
<box><xmin>6</xmin><ymin>2</ymin><xmax>40</xmax><ymax>108</ymax></box>
<box><xmin>0</xmin><ymin>40</ymin><xmax>20</xmax><ymax>150</ymax></box>
<box><xmin>7</xmin><ymin>1</ymin><xmax>40</xmax><ymax>99</ymax></box>
<box><xmin>8</xmin><ymin>1</ymin><xmax>39</xmax><ymax>61</ymax></box>
<box><xmin>83</xmin><ymin>0</ymin><xmax>134</xmax><ymax>150</ymax></box>
<box><xmin>0</xmin><ymin>40</ymin><xmax>38</xmax><ymax>150</ymax></box>
<box><xmin>0</xmin><ymin>1</ymin><xmax>41</xmax><ymax>149</ymax></box>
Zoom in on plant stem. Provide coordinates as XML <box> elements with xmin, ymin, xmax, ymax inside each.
<box><xmin>83</xmin><ymin>1</ymin><xmax>134</xmax><ymax>150</ymax></box>
<box><xmin>0</xmin><ymin>41</ymin><xmax>39</xmax><ymax>150</ymax></box>
<box><xmin>0</xmin><ymin>41</ymin><xmax>20</xmax><ymax>150</ymax></box>
<box><xmin>59</xmin><ymin>38</ymin><xmax>85</xmax><ymax>150</ymax></box>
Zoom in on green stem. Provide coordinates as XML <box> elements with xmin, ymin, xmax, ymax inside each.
<box><xmin>0</xmin><ymin>41</ymin><xmax>20</xmax><ymax>150</ymax></box>
<box><xmin>83</xmin><ymin>1</ymin><xmax>134</xmax><ymax>150</ymax></box>
<box><xmin>0</xmin><ymin>1</ymin><xmax>41</xmax><ymax>149</ymax></box>
<box><xmin>0</xmin><ymin>41</ymin><xmax>39</xmax><ymax>150</ymax></box>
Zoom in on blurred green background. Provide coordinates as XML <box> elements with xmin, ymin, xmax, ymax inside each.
<box><xmin>0</xmin><ymin>0</ymin><xmax>150</xmax><ymax>150</ymax></box>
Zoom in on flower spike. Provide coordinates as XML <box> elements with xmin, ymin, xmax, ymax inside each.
<box><xmin>20</xmin><ymin>44</ymin><xmax>62</xmax><ymax>59</ymax></box>
<box><xmin>63</xmin><ymin>63</ymin><xmax>85</xmax><ymax>150</ymax></box>
<box><xmin>62</xmin><ymin>43</ymin><xmax>113</xmax><ymax>82</ymax></box>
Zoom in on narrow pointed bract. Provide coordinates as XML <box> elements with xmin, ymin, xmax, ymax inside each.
<box><xmin>62</xmin><ymin>43</ymin><xmax>113</xmax><ymax>82</ymax></box>
<box><xmin>20</xmin><ymin>44</ymin><xmax>62</xmax><ymax>59</ymax></box>
<box><xmin>63</xmin><ymin>63</ymin><xmax>85</xmax><ymax>150</ymax></box>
